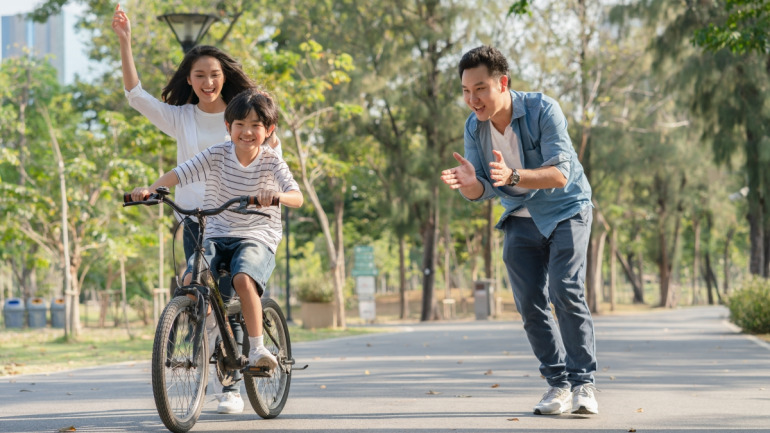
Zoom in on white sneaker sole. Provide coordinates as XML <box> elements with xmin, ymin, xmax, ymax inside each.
<box><xmin>252</xmin><ymin>355</ymin><xmax>278</xmax><ymax>371</ymax></box>
<box><xmin>217</xmin><ymin>405</ymin><xmax>244</xmax><ymax>414</ymax></box>
<box><xmin>533</xmin><ymin>403</ymin><xmax>572</xmax><ymax>415</ymax></box>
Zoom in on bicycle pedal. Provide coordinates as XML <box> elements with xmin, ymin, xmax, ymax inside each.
<box><xmin>243</xmin><ymin>366</ymin><xmax>273</xmax><ymax>377</ymax></box>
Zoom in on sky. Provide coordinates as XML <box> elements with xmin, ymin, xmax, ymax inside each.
<box><xmin>0</xmin><ymin>1</ymin><xmax>102</xmax><ymax>84</ymax></box>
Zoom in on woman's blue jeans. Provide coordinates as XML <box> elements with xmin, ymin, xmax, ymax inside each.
<box><xmin>502</xmin><ymin>206</ymin><xmax>596</xmax><ymax>389</ymax></box>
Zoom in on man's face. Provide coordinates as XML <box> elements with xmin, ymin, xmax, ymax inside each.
<box><xmin>461</xmin><ymin>65</ymin><xmax>508</xmax><ymax>122</ymax></box>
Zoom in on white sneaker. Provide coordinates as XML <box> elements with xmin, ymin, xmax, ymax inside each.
<box><xmin>571</xmin><ymin>383</ymin><xmax>599</xmax><ymax>414</ymax></box>
<box><xmin>533</xmin><ymin>386</ymin><xmax>572</xmax><ymax>415</ymax></box>
<box><xmin>216</xmin><ymin>391</ymin><xmax>244</xmax><ymax>414</ymax></box>
<box><xmin>248</xmin><ymin>345</ymin><xmax>278</xmax><ymax>371</ymax></box>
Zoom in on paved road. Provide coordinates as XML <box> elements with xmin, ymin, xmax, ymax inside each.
<box><xmin>1</xmin><ymin>306</ymin><xmax>769</xmax><ymax>432</ymax></box>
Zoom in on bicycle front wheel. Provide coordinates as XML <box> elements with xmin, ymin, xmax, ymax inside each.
<box><xmin>151</xmin><ymin>296</ymin><xmax>208</xmax><ymax>433</ymax></box>
<box><xmin>244</xmin><ymin>298</ymin><xmax>292</xmax><ymax>419</ymax></box>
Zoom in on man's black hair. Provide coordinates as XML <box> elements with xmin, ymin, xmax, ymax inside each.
<box><xmin>458</xmin><ymin>45</ymin><xmax>510</xmax><ymax>80</ymax></box>
<box><xmin>225</xmin><ymin>88</ymin><xmax>279</xmax><ymax>128</ymax></box>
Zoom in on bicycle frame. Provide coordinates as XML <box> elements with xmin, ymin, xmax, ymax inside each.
<box><xmin>124</xmin><ymin>186</ymin><xmax>275</xmax><ymax>373</ymax></box>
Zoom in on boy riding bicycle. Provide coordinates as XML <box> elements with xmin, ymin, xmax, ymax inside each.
<box><xmin>130</xmin><ymin>88</ymin><xmax>303</xmax><ymax>371</ymax></box>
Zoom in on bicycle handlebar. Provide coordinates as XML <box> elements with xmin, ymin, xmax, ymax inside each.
<box><xmin>122</xmin><ymin>187</ymin><xmax>279</xmax><ymax>218</ymax></box>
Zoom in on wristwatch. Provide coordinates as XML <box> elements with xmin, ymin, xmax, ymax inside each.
<box><xmin>507</xmin><ymin>168</ymin><xmax>521</xmax><ymax>186</ymax></box>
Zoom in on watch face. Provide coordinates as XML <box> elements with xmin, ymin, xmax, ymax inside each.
<box><xmin>509</xmin><ymin>169</ymin><xmax>520</xmax><ymax>186</ymax></box>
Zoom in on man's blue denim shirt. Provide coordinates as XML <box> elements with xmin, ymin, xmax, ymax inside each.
<box><xmin>463</xmin><ymin>89</ymin><xmax>592</xmax><ymax>237</ymax></box>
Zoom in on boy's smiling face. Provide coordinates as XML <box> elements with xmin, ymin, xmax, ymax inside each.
<box><xmin>226</xmin><ymin>109</ymin><xmax>275</xmax><ymax>153</ymax></box>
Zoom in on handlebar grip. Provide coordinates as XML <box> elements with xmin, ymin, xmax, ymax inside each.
<box><xmin>123</xmin><ymin>192</ymin><xmax>150</xmax><ymax>203</ymax></box>
<box><xmin>248</xmin><ymin>196</ymin><xmax>281</xmax><ymax>206</ymax></box>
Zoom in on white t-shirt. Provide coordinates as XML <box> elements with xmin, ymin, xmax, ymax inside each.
<box><xmin>125</xmin><ymin>82</ymin><xmax>283</xmax><ymax>217</ymax></box>
<box><xmin>173</xmin><ymin>142</ymin><xmax>299</xmax><ymax>253</ymax></box>
<box><xmin>490</xmin><ymin>122</ymin><xmax>531</xmax><ymax>217</ymax></box>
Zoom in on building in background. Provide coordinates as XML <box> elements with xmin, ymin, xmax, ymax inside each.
<box><xmin>1</xmin><ymin>13</ymin><xmax>66</xmax><ymax>83</ymax></box>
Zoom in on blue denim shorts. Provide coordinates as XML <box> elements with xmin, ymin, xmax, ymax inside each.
<box><xmin>185</xmin><ymin>237</ymin><xmax>275</xmax><ymax>296</ymax></box>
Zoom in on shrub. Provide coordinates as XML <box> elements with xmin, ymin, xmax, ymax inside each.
<box><xmin>727</xmin><ymin>277</ymin><xmax>770</xmax><ymax>334</ymax></box>
<box><xmin>295</xmin><ymin>279</ymin><xmax>334</xmax><ymax>303</ymax></box>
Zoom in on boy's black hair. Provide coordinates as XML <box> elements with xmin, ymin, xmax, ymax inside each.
<box><xmin>458</xmin><ymin>45</ymin><xmax>510</xmax><ymax>81</ymax></box>
<box><xmin>225</xmin><ymin>89</ymin><xmax>279</xmax><ymax>129</ymax></box>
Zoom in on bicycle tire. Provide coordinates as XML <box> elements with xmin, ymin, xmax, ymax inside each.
<box><xmin>151</xmin><ymin>296</ymin><xmax>208</xmax><ymax>433</ymax></box>
<box><xmin>243</xmin><ymin>298</ymin><xmax>292</xmax><ymax>418</ymax></box>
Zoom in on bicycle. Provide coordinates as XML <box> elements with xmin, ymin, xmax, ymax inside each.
<box><xmin>123</xmin><ymin>186</ymin><xmax>304</xmax><ymax>433</ymax></box>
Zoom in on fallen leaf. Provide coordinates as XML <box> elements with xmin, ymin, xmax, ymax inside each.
<box><xmin>540</xmin><ymin>375</ymin><xmax>546</xmax><ymax>379</ymax></box>
<box><xmin>66</xmin><ymin>392</ymin><xmax>73</xmax><ymax>396</ymax></box>
<box><xmin>502</xmin><ymin>351</ymin><xmax>510</xmax><ymax>355</ymax></box>
<box><xmin>602</xmin><ymin>366</ymin><xmax>610</xmax><ymax>372</ymax></box>
<box><xmin>426</xmin><ymin>390</ymin><xmax>441</xmax><ymax>395</ymax></box>
<box><xmin>364</xmin><ymin>370</ymin><xmax>370</xmax><ymax>375</ymax></box>
<box><xmin>319</xmin><ymin>385</ymin><xmax>326</xmax><ymax>389</ymax></box>
<box><xmin>58</xmin><ymin>426</ymin><xmax>76</xmax><ymax>432</ymax></box>
<box><xmin>636</xmin><ymin>408</ymin><xmax>643</xmax><ymax>413</ymax></box>
<box><xmin>484</xmin><ymin>370</ymin><xmax>493</xmax><ymax>376</ymax></box>
<box><xmin>507</xmin><ymin>418</ymin><xmax>519</xmax><ymax>421</ymax></box>
<box><xmin>462</xmin><ymin>336</ymin><xmax>468</xmax><ymax>340</ymax></box>
<box><xmin>20</xmin><ymin>389</ymin><xmax>32</xmax><ymax>392</ymax></box>
<box><xmin>629</xmin><ymin>429</ymin><xmax>636</xmax><ymax>432</ymax></box>
<box><xmin>457</xmin><ymin>360</ymin><xmax>463</xmax><ymax>364</ymax></box>
<box><xmin>491</xmin><ymin>384</ymin><xmax>500</xmax><ymax>388</ymax></box>
<box><xmin>455</xmin><ymin>394</ymin><xmax>472</xmax><ymax>398</ymax></box>
<box><xmin>610</xmin><ymin>376</ymin><xmax>616</xmax><ymax>380</ymax></box>
<box><xmin>366</xmin><ymin>343</ymin><xmax>372</xmax><ymax>347</ymax></box>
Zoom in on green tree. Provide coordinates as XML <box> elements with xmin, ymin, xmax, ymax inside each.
<box><xmin>693</xmin><ymin>0</ymin><xmax>770</xmax><ymax>54</ymax></box>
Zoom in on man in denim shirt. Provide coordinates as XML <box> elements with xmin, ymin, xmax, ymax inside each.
<box><xmin>441</xmin><ymin>45</ymin><xmax>598</xmax><ymax>415</ymax></box>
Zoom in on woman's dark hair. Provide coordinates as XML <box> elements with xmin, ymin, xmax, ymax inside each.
<box><xmin>458</xmin><ymin>45</ymin><xmax>510</xmax><ymax>81</ymax></box>
<box><xmin>161</xmin><ymin>45</ymin><xmax>255</xmax><ymax>106</ymax></box>
<box><xmin>225</xmin><ymin>88</ymin><xmax>279</xmax><ymax>130</ymax></box>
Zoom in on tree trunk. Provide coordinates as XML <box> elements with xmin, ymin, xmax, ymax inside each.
<box><xmin>288</xmin><ymin>125</ymin><xmax>346</xmax><ymax>329</ymax></box>
<box><xmin>398</xmin><ymin>235</ymin><xmax>409</xmax><ymax>319</ymax></box>
<box><xmin>617</xmin><ymin>251</ymin><xmax>641</xmax><ymax>303</ymax></box>
<box><xmin>658</xmin><ymin>229</ymin><xmax>671</xmax><ymax>308</ymax></box>
<box><xmin>704</xmin><ymin>252</ymin><xmax>722</xmax><ymax>304</ymax></box>
<box><xmin>691</xmin><ymin>217</ymin><xmax>701</xmax><ymax>305</ymax></box>
<box><xmin>609</xmin><ymin>229</ymin><xmax>617</xmax><ymax>311</ymax></box>
<box><xmin>747</xmin><ymin>203</ymin><xmax>764</xmax><ymax>275</ymax></box>
<box><xmin>42</xmin><ymin>106</ymin><xmax>78</xmax><ymax>339</ymax></box>
<box><xmin>723</xmin><ymin>227</ymin><xmax>735</xmax><ymax>295</ymax></box>
<box><xmin>333</xmin><ymin>188</ymin><xmax>347</xmax><ymax>329</ymax></box>
<box><xmin>420</xmin><ymin>185</ymin><xmax>439</xmax><ymax>321</ymax></box>
<box><xmin>120</xmin><ymin>257</ymin><xmax>132</xmax><ymax>337</ymax></box>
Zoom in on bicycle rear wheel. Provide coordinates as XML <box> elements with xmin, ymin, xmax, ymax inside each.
<box><xmin>151</xmin><ymin>296</ymin><xmax>208</xmax><ymax>433</ymax></box>
<box><xmin>244</xmin><ymin>298</ymin><xmax>292</xmax><ymax>418</ymax></box>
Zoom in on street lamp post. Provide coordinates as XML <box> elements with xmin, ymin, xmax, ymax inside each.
<box><xmin>157</xmin><ymin>13</ymin><xmax>220</xmax><ymax>53</ymax></box>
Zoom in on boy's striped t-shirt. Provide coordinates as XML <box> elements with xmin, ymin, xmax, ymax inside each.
<box><xmin>173</xmin><ymin>141</ymin><xmax>299</xmax><ymax>253</ymax></box>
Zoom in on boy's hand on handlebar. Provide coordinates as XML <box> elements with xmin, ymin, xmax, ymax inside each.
<box><xmin>130</xmin><ymin>187</ymin><xmax>152</xmax><ymax>202</ymax></box>
<box><xmin>255</xmin><ymin>190</ymin><xmax>279</xmax><ymax>207</ymax></box>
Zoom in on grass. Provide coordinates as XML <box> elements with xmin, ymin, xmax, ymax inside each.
<box><xmin>0</xmin><ymin>316</ymin><xmax>384</xmax><ymax>377</ymax></box>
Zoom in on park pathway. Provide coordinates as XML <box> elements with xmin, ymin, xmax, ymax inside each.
<box><xmin>1</xmin><ymin>305</ymin><xmax>768</xmax><ymax>432</ymax></box>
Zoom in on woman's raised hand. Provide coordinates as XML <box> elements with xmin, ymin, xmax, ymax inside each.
<box><xmin>111</xmin><ymin>4</ymin><xmax>131</xmax><ymax>41</ymax></box>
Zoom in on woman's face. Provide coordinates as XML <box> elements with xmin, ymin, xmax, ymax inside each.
<box><xmin>187</xmin><ymin>56</ymin><xmax>225</xmax><ymax>105</ymax></box>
